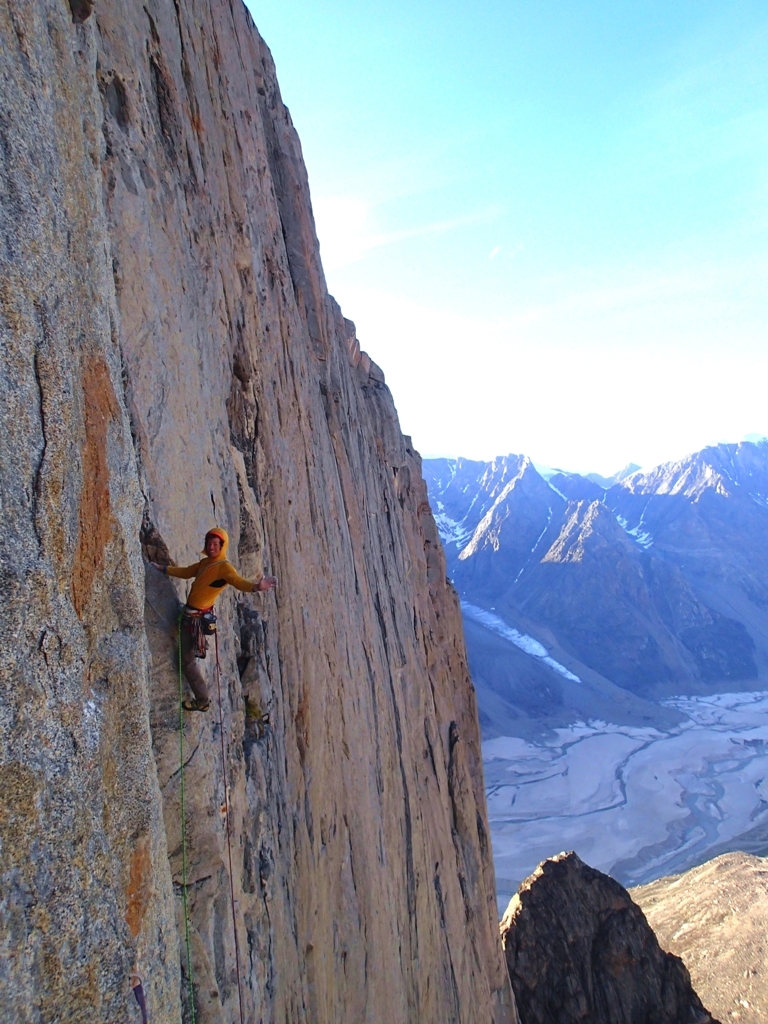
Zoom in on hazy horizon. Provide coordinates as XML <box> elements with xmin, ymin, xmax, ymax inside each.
<box><xmin>421</xmin><ymin>431</ymin><xmax>768</xmax><ymax>481</ymax></box>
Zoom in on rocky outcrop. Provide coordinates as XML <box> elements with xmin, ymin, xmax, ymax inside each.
<box><xmin>0</xmin><ymin>2</ymin><xmax>515</xmax><ymax>1022</ymax></box>
<box><xmin>518</xmin><ymin>500</ymin><xmax>730</xmax><ymax>695</ymax></box>
<box><xmin>500</xmin><ymin>852</ymin><xmax>719</xmax><ymax>1024</ymax></box>
<box><xmin>456</xmin><ymin>457</ymin><xmax>566</xmax><ymax>600</ymax></box>
<box><xmin>632</xmin><ymin>853</ymin><xmax>768</xmax><ymax>1024</ymax></box>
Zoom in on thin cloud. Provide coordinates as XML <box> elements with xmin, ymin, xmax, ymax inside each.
<box><xmin>371</xmin><ymin>209</ymin><xmax>498</xmax><ymax>248</ymax></box>
<box><xmin>498</xmin><ymin>256</ymin><xmax>768</xmax><ymax>340</ymax></box>
<box><xmin>313</xmin><ymin>195</ymin><xmax>499</xmax><ymax>271</ymax></box>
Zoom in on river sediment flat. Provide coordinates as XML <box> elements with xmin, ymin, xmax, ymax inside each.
<box><xmin>485</xmin><ymin>690</ymin><xmax>768</xmax><ymax>911</ymax></box>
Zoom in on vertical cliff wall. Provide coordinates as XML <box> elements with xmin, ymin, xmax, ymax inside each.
<box><xmin>0</xmin><ymin>2</ymin><xmax>516</xmax><ymax>1022</ymax></box>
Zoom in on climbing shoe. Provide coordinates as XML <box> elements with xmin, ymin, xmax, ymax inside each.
<box><xmin>182</xmin><ymin>698</ymin><xmax>210</xmax><ymax>713</ymax></box>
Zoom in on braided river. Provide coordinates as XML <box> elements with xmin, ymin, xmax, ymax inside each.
<box><xmin>484</xmin><ymin>690</ymin><xmax>768</xmax><ymax>912</ymax></box>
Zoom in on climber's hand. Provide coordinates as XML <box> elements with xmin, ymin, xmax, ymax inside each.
<box><xmin>257</xmin><ymin>575</ymin><xmax>278</xmax><ymax>592</ymax></box>
<box><xmin>150</xmin><ymin>561</ymin><xmax>166</xmax><ymax>573</ymax></box>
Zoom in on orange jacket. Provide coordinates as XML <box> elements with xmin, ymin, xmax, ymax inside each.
<box><xmin>166</xmin><ymin>528</ymin><xmax>261</xmax><ymax>610</ymax></box>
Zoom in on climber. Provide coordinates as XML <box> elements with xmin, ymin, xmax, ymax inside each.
<box><xmin>150</xmin><ymin>527</ymin><xmax>277</xmax><ymax>712</ymax></box>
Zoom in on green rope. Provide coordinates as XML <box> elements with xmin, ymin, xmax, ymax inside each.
<box><xmin>178</xmin><ymin>613</ymin><xmax>197</xmax><ymax>1024</ymax></box>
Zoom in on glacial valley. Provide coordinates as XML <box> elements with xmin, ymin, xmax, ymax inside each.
<box><xmin>424</xmin><ymin>446</ymin><xmax>768</xmax><ymax>906</ymax></box>
<box><xmin>486</xmin><ymin>689</ymin><xmax>768</xmax><ymax>910</ymax></box>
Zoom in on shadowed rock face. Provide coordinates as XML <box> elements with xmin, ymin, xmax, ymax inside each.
<box><xmin>632</xmin><ymin>853</ymin><xmax>768</xmax><ymax>1024</ymax></box>
<box><xmin>500</xmin><ymin>852</ymin><xmax>720</xmax><ymax>1024</ymax></box>
<box><xmin>0</xmin><ymin>2</ymin><xmax>515</xmax><ymax>1022</ymax></box>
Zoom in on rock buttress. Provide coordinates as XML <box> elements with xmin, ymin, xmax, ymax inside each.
<box><xmin>0</xmin><ymin>1</ymin><xmax>516</xmax><ymax>1022</ymax></box>
<box><xmin>500</xmin><ymin>852</ymin><xmax>718</xmax><ymax>1024</ymax></box>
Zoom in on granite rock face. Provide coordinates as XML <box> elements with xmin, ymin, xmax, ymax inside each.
<box><xmin>0</xmin><ymin>2</ymin><xmax>515</xmax><ymax>1022</ymax></box>
<box><xmin>500</xmin><ymin>852</ymin><xmax>719</xmax><ymax>1024</ymax></box>
<box><xmin>0</xmin><ymin>2</ymin><xmax>179</xmax><ymax>1018</ymax></box>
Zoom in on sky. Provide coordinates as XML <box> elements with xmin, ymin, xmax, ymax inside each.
<box><xmin>246</xmin><ymin>0</ymin><xmax>768</xmax><ymax>476</ymax></box>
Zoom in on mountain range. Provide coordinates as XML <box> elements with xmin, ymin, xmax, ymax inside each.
<box><xmin>423</xmin><ymin>442</ymin><xmax>768</xmax><ymax>736</ymax></box>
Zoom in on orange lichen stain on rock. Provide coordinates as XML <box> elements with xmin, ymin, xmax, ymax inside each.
<box><xmin>71</xmin><ymin>356</ymin><xmax>119</xmax><ymax>616</ymax></box>
<box><xmin>126</xmin><ymin>836</ymin><xmax>152</xmax><ymax>939</ymax></box>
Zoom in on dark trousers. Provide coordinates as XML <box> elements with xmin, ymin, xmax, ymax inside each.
<box><xmin>179</xmin><ymin>615</ymin><xmax>210</xmax><ymax>703</ymax></box>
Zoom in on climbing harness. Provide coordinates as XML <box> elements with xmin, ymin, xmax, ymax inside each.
<box><xmin>178</xmin><ymin>614</ymin><xmax>197</xmax><ymax>1024</ymax></box>
<box><xmin>177</xmin><ymin>613</ymin><xmax>246</xmax><ymax>1024</ymax></box>
<box><xmin>182</xmin><ymin>606</ymin><xmax>217</xmax><ymax>660</ymax></box>
<box><xmin>214</xmin><ymin>628</ymin><xmax>246</xmax><ymax>1024</ymax></box>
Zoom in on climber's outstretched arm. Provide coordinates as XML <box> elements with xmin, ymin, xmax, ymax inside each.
<box><xmin>223</xmin><ymin>563</ymin><xmax>278</xmax><ymax>594</ymax></box>
<box><xmin>150</xmin><ymin>561</ymin><xmax>199</xmax><ymax>579</ymax></box>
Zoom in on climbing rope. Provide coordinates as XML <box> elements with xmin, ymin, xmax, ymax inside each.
<box><xmin>214</xmin><ymin>629</ymin><xmax>246</xmax><ymax>1024</ymax></box>
<box><xmin>177</xmin><ymin>615</ymin><xmax>246</xmax><ymax>1024</ymax></box>
<box><xmin>178</xmin><ymin>614</ymin><xmax>197</xmax><ymax>1024</ymax></box>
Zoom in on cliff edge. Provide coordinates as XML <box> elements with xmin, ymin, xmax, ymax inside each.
<box><xmin>0</xmin><ymin>1</ymin><xmax>515</xmax><ymax>1021</ymax></box>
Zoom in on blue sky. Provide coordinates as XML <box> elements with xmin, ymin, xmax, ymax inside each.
<box><xmin>247</xmin><ymin>0</ymin><xmax>768</xmax><ymax>475</ymax></box>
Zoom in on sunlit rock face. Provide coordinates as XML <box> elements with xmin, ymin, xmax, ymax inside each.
<box><xmin>424</xmin><ymin>445</ymin><xmax>768</xmax><ymax>729</ymax></box>
<box><xmin>0</xmin><ymin>2</ymin><xmax>515</xmax><ymax>1022</ymax></box>
<box><xmin>632</xmin><ymin>852</ymin><xmax>768</xmax><ymax>1024</ymax></box>
<box><xmin>500</xmin><ymin>852</ymin><xmax>720</xmax><ymax>1024</ymax></box>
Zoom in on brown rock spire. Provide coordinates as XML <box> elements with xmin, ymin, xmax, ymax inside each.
<box><xmin>500</xmin><ymin>852</ymin><xmax>719</xmax><ymax>1024</ymax></box>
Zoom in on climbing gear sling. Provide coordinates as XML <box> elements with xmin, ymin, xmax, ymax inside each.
<box><xmin>131</xmin><ymin>975</ymin><xmax>149</xmax><ymax>1024</ymax></box>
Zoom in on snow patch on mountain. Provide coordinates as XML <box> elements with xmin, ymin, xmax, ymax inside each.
<box><xmin>547</xmin><ymin>481</ymin><xmax>568</xmax><ymax>502</ymax></box>
<box><xmin>433</xmin><ymin>504</ymin><xmax>474</xmax><ymax>548</ymax></box>
<box><xmin>615</xmin><ymin>512</ymin><xmax>654</xmax><ymax>548</ymax></box>
<box><xmin>514</xmin><ymin>507</ymin><xmax>554</xmax><ymax>583</ymax></box>
<box><xmin>461</xmin><ymin>603</ymin><xmax>582</xmax><ymax>682</ymax></box>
